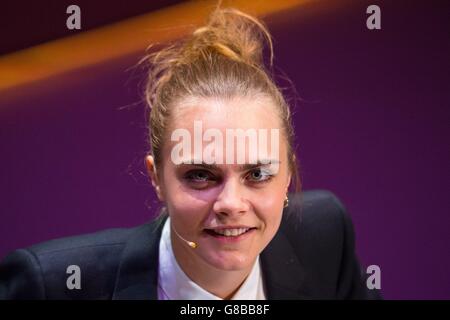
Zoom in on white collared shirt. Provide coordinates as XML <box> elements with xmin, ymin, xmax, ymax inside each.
<box><xmin>157</xmin><ymin>217</ymin><xmax>266</xmax><ymax>300</ymax></box>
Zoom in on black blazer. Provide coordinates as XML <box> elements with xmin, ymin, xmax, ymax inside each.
<box><xmin>0</xmin><ymin>190</ymin><xmax>381</xmax><ymax>300</ymax></box>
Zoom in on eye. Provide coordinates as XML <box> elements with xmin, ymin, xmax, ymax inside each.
<box><xmin>184</xmin><ymin>170</ymin><xmax>216</xmax><ymax>183</ymax></box>
<box><xmin>247</xmin><ymin>168</ymin><xmax>273</xmax><ymax>183</ymax></box>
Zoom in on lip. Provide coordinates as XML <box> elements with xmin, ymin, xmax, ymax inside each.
<box><xmin>204</xmin><ymin>225</ymin><xmax>255</xmax><ymax>231</ymax></box>
<box><xmin>202</xmin><ymin>227</ymin><xmax>257</xmax><ymax>244</ymax></box>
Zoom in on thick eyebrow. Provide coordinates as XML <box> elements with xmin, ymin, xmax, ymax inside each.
<box><xmin>176</xmin><ymin>159</ymin><xmax>280</xmax><ymax>172</ymax></box>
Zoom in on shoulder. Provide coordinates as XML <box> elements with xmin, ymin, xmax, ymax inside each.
<box><xmin>26</xmin><ymin>225</ymin><xmax>137</xmax><ymax>261</ymax></box>
<box><xmin>280</xmin><ymin>190</ymin><xmax>353</xmax><ymax>283</ymax></box>
<box><xmin>281</xmin><ymin>189</ymin><xmax>351</xmax><ymax>246</ymax></box>
<box><xmin>278</xmin><ymin>190</ymin><xmax>380</xmax><ymax>299</ymax></box>
<box><xmin>0</xmin><ymin>224</ymin><xmax>148</xmax><ymax>299</ymax></box>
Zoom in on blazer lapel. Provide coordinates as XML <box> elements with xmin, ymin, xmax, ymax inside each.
<box><xmin>112</xmin><ymin>216</ymin><xmax>167</xmax><ymax>299</ymax></box>
<box><xmin>260</xmin><ymin>225</ymin><xmax>313</xmax><ymax>299</ymax></box>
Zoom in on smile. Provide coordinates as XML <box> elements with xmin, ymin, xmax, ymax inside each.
<box><xmin>207</xmin><ymin>228</ymin><xmax>251</xmax><ymax>237</ymax></box>
<box><xmin>203</xmin><ymin>227</ymin><xmax>257</xmax><ymax>242</ymax></box>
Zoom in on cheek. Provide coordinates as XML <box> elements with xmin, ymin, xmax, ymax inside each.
<box><xmin>253</xmin><ymin>186</ymin><xmax>285</xmax><ymax>214</ymax></box>
<box><xmin>164</xmin><ymin>185</ymin><xmax>212</xmax><ymax>229</ymax></box>
<box><xmin>167</xmin><ymin>195</ymin><xmax>206</xmax><ymax>223</ymax></box>
<box><xmin>254</xmin><ymin>195</ymin><xmax>284</xmax><ymax>231</ymax></box>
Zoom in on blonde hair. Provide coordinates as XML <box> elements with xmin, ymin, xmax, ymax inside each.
<box><xmin>142</xmin><ymin>4</ymin><xmax>301</xmax><ymax>193</ymax></box>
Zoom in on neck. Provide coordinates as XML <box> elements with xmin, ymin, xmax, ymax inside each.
<box><xmin>170</xmin><ymin>230</ymin><xmax>254</xmax><ymax>299</ymax></box>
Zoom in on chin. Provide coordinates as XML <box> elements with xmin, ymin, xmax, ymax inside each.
<box><xmin>205</xmin><ymin>251</ymin><xmax>255</xmax><ymax>271</ymax></box>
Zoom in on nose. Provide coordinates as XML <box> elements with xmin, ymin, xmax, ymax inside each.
<box><xmin>213</xmin><ymin>177</ymin><xmax>249</xmax><ymax>217</ymax></box>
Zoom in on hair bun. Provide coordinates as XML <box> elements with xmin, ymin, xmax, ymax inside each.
<box><xmin>185</xmin><ymin>7</ymin><xmax>274</xmax><ymax>69</ymax></box>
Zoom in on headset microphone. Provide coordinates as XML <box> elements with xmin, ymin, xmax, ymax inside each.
<box><xmin>172</xmin><ymin>225</ymin><xmax>198</xmax><ymax>249</ymax></box>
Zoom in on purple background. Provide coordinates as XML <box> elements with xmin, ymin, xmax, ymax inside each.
<box><xmin>0</xmin><ymin>0</ymin><xmax>449</xmax><ymax>299</ymax></box>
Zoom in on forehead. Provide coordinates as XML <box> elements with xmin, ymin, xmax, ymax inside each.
<box><xmin>170</xmin><ymin>96</ymin><xmax>281</xmax><ymax>131</ymax></box>
<box><xmin>161</xmin><ymin>96</ymin><xmax>287</xmax><ymax>171</ymax></box>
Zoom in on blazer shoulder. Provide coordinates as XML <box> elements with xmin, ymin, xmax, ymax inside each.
<box><xmin>0</xmin><ymin>223</ymin><xmax>148</xmax><ymax>300</ymax></box>
<box><xmin>280</xmin><ymin>190</ymin><xmax>381</xmax><ymax>299</ymax></box>
<box><xmin>282</xmin><ymin>189</ymin><xmax>349</xmax><ymax>242</ymax></box>
<box><xmin>28</xmin><ymin>225</ymin><xmax>135</xmax><ymax>255</ymax></box>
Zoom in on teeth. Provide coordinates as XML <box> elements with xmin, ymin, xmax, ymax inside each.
<box><xmin>214</xmin><ymin>228</ymin><xmax>250</xmax><ymax>237</ymax></box>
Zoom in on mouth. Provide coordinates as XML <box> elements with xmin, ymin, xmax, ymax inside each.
<box><xmin>202</xmin><ymin>226</ymin><xmax>257</xmax><ymax>242</ymax></box>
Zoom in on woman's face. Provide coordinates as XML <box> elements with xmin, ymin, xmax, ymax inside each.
<box><xmin>148</xmin><ymin>96</ymin><xmax>291</xmax><ymax>272</ymax></box>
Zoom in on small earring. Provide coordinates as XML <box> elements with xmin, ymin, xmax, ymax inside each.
<box><xmin>283</xmin><ymin>195</ymin><xmax>289</xmax><ymax>208</ymax></box>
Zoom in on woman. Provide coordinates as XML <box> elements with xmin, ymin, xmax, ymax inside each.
<box><xmin>0</xmin><ymin>6</ymin><xmax>379</xmax><ymax>300</ymax></box>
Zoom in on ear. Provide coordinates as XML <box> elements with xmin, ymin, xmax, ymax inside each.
<box><xmin>145</xmin><ymin>155</ymin><xmax>164</xmax><ymax>201</ymax></box>
<box><xmin>286</xmin><ymin>172</ymin><xmax>292</xmax><ymax>193</ymax></box>
<box><xmin>286</xmin><ymin>153</ymin><xmax>296</xmax><ymax>192</ymax></box>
